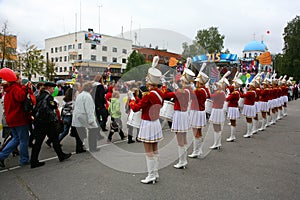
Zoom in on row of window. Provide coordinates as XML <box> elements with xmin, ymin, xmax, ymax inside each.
<box><xmin>50</xmin><ymin>44</ymin><xmax>127</xmax><ymax>54</ymax></box>
<box><xmin>51</xmin><ymin>55</ymin><xmax>126</xmax><ymax>64</ymax></box>
<box><xmin>54</xmin><ymin>66</ymin><xmax>121</xmax><ymax>73</ymax></box>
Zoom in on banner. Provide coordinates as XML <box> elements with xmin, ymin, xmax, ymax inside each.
<box><xmin>85</xmin><ymin>32</ymin><xmax>102</xmax><ymax>45</ymax></box>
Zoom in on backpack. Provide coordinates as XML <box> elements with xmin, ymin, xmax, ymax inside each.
<box><xmin>33</xmin><ymin>94</ymin><xmax>57</xmax><ymax>122</ymax></box>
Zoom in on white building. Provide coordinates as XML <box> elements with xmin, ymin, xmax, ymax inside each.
<box><xmin>44</xmin><ymin>29</ymin><xmax>132</xmax><ymax>81</ymax></box>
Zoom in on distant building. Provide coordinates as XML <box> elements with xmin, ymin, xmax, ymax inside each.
<box><xmin>133</xmin><ymin>45</ymin><xmax>182</xmax><ymax>65</ymax></box>
<box><xmin>0</xmin><ymin>34</ymin><xmax>17</xmax><ymax>69</ymax></box>
<box><xmin>44</xmin><ymin>29</ymin><xmax>132</xmax><ymax>82</ymax></box>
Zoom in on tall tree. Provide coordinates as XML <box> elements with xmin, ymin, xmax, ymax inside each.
<box><xmin>182</xmin><ymin>27</ymin><xmax>225</xmax><ymax>58</ymax></box>
<box><xmin>125</xmin><ymin>50</ymin><xmax>146</xmax><ymax>73</ymax></box>
<box><xmin>0</xmin><ymin>21</ymin><xmax>16</xmax><ymax>69</ymax></box>
<box><xmin>43</xmin><ymin>59</ymin><xmax>56</xmax><ymax>81</ymax></box>
<box><xmin>21</xmin><ymin>43</ymin><xmax>45</xmax><ymax>81</ymax></box>
<box><xmin>276</xmin><ymin>15</ymin><xmax>300</xmax><ymax>81</ymax></box>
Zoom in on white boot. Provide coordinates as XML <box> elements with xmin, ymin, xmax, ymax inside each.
<box><xmin>226</xmin><ymin>126</ymin><xmax>236</xmax><ymax>142</ymax></box>
<box><xmin>210</xmin><ymin>131</ymin><xmax>219</xmax><ymax>149</ymax></box>
<box><xmin>251</xmin><ymin>119</ymin><xmax>258</xmax><ymax>134</ymax></box>
<box><xmin>258</xmin><ymin>118</ymin><xmax>266</xmax><ymax>131</ymax></box>
<box><xmin>277</xmin><ymin>109</ymin><xmax>282</xmax><ymax>120</ymax></box>
<box><xmin>141</xmin><ymin>156</ymin><xmax>156</xmax><ymax>184</ymax></box>
<box><xmin>216</xmin><ymin>132</ymin><xmax>222</xmax><ymax>148</ymax></box>
<box><xmin>243</xmin><ymin>123</ymin><xmax>253</xmax><ymax>138</ymax></box>
<box><xmin>266</xmin><ymin>115</ymin><xmax>271</xmax><ymax>127</ymax></box>
<box><xmin>153</xmin><ymin>154</ymin><xmax>159</xmax><ymax>179</ymax></box>
<box><xmin>270</xmin><ymin>113</ymin><xmax>276</xmax><ymax>125</ymax></box>
<box><xmin>188</xmin><ymin>137</ymin><xmax>202</xmax><ymax>158</ymax></box>
<box><xmin>283</xmin><ymin>107</ymin><xmax>287</xmax><ymax>116</ymax></box>
<box><xmin>174</xmin><ymin>146</ymin><xmax>187</xmax><ymax>169</ymax></box>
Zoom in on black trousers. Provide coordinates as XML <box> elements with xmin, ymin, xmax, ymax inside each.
<box><xmin>31</xmin><ymin>122</ymin><xmax>64</xmax><ymax>163</ymax></box>
<box><xmin>96</xmin><ymin>107</ymin><xmax>108</xmax><ymax>129</ymax></box>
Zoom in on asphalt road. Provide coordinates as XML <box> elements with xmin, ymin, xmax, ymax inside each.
<box><xmin>0</xmin><ymin>97</ymin><xmax>299</xmax><ymax>200</ymax></box>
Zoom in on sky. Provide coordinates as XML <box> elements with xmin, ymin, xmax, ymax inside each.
<box><xmin>1</xmin><ymin>0</ymin><xmax>300</xmax><ymax>56</ymax></box>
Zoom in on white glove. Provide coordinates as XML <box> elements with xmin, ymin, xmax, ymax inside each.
<box><xmin>161</xmin><ymin>77</ymin><xmax>166</xmax><ymax>84</ymax></box>
<box><xmin>172</xmin><ymin>82</ymin><xmax>179</xmax><ymax>90</ymax></box>
<box><xmin>212</xmin><ymin>84</ymin><xmax>217</xmax><ymax>91</ymax></box>
<box><xmin>128</xmin><ymin>91</ymin><xmax>135</xmax><ymax>101</ymax></box>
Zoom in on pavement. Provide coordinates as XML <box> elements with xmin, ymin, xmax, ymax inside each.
<box><xmin>0</xmin><ymin>97</ymin><xmax>299</xmax><ymax>200</ymax></box>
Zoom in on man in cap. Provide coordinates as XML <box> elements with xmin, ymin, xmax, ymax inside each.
<box><xmin>31</xmin><ymin>82</ymin><xmax>71</xmax><ymax>168</ymax></box>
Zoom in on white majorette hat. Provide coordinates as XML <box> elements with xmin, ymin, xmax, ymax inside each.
<box><xmin>216</xmin><ymin>71</ymin><xmax>231</xmax><ymax>88</ymax></box>
<box><xmin>147</xmin><ymin>56</ymin><xmax>162</xmax><ymax>85</ymax></box>
<box><xmin>180</xmin><ymin>58</ymin><xmax>195</xmax><ymax>83</ymax></box>
<box><xmin>195</xmin><ymin>62</ymin><xmax>209</xmax><ymax>84</ymax></box>
<box><xmin>232</xmin><ymin>71</ymin><xmax>243</xmax><ymax>88</ymax></box>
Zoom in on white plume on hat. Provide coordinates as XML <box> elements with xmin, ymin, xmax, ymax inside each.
<box><xmin>232</xmin><ymin>71</ymin><xmax>243</xmax><ymax>87</ymax></box>
<box><xmin>147</xmin><ymin>56</ymin><xmax>162</xmax><ymax>85</ymax></box>
<box><xmin>216</xmin><ymin>71</ymin><xmax>231</xmax><ymax>87</ymax></box>
<box><xmin>180</xmin><ymin>57</ymin><xmax>195</xmax><ymax>83</ymax></box>
<box><xmin>195</xmin><ymin>62</ymin><xmax>209</xmax><ymax>84</ymax></box>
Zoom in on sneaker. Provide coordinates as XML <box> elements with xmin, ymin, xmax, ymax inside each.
<box><xmin>31</xmin><ymin>161</ymin><xmax>45</xmax><ymax>169</ymax></box>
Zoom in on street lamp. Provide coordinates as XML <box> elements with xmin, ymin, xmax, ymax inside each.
<box><xmin>98</xmin><ymin>3</ymin><xmax>103</xmax><ymax>34</ymax></box>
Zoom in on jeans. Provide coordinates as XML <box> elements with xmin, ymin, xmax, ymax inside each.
<box><xmin>58</xmin><ymin>115</ymin><xmax>72</xmax><ymax>141</ymax></box>
<box><xmin>0</xmin><ymin>124</ymin><xmax>29</xmax><ymax>164</ymax></box>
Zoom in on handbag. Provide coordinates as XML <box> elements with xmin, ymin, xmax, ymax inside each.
<box><xmin>24</xmin><ymin>87</ymin><xmax>34</xmax><ymax>112</ymax></box>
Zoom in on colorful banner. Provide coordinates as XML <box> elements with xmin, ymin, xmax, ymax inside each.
<box><xmin>192</xmin><ymin>53</ymin><xmax>238</xmax><ymax>63</ymax></box>
<box><xmin>85</xmin><ymin>32</ymin><xmax>102</xmax><ymax>45</ymax></box>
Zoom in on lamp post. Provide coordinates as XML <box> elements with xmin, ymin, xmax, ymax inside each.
<box><xmin>98</xmin><ymin>4</ymin><xmax>103</xmax><ymax>34</ymax></box>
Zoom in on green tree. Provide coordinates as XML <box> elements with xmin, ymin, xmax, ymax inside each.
<box><xmin>182</xmin><ymin>27</ymin><xmax>225</xmax><ymax>57</ymax></box>
<box><xmin>43</xmin><ymin>59</ymin><xmax>56</xmax><ymax>81</ymax></box>
<box><xmin>276</xmin><ymin>15</ymin><xmax>300</xmax><ymax>81</ymax></box>
<box><xmin>0</xmin><ymin>21</ymin><xmax>17</xmax><ymax>69</ymax></box>
<box><xmin>125</xmin><ymin>50</ymin><xmax>146</xmax><ymax>73</ymax></box>
<box><xmin>21</xmin><ymin>43</ymin><xmax>45</xmax><ymax>81</ymax></box>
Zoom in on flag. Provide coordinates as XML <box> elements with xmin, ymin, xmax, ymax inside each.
<box><xmin>257</xmin><ymin>52</ymin><xmax>272</xmax><ymax>65</ymax></box>
<box><xmin>210</xmin><ymin>66</ymin><xmax>220</xmax><ymax>83</ymax></box>
<box><xmin>169</xmin><ymin>57</ymin><xmax>179</xmax><ymax>67</ymax></box>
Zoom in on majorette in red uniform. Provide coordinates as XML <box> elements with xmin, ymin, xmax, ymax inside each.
<box><xmin>280</xmin><ymin>76</ymin><xmax>290</xmax><ymax>116</ymax></box>
<box><xmin>189</xmin><ymin>64</ymin><xmax>210</xmax><ymax>158</ymax></box>
<box><xmin>241</xmin><ymin>82</ymin><xmax>256</xmax><ymax>138</ymax></box>
<box><xmin>258</xmin><ymin>77</ymin><xmax>271</xmax><ymax>131</ymax></box>
<box><xmin>164</xmin><ymin>62</ymin><xmax>195</xmax><ymax>169</ymax></box>
<box><xmin>225</xmin><ymin>76</ymin><xmax>241</xmax><ymax>142</ymax></box>
<box><xmin>209</xmin><ymin>71</ymin><xmax>230</xmax><ymax>149</ymax></box>
<box><xmin>129</xmin><ymin>56</ymin><xmax>164</xmax><ymax>184</ymax></box>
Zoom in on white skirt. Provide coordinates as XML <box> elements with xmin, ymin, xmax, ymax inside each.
<box><xmin>171</xmin><ymin>110</ymin><xmax>190</xmax><ymax>132</ymax></box>
<box><xmin>227</xmin><ymin>107</ymin><xmax>240</xmax><ymax>120</ymax></box>
<box><xmin>283</xmin><ymin>96</ymin><xmax>288</xmax><ymax>103</ymax></box>
<box><xmin>255</xmin><ymin>101</ymin><xmax>261</xmax><ymax>113</ymax></box>
<box><xmin>268</xmin><ymin>100</ymin><xmax>273</xmax><ymax>110</ymax></box>
<box><xmin>242</xmin><ymin>104</ymin><xmax>256</xmax><ymax>118</ymax></box>
<box><xmin>190</xmin><ymin>110</ymin><xmax>206</xmax><ymax>128</ymax></box>
<box><xmin>209</xmin><ymin>108</ymin><xmax>225</xmax><ymax>124</ymax></box>
<box><xmin>260</xmin><ymin>101</ymin><xmax>269</xmax><ymax>112</ymax></box>
<box><xmin>137</xmin><ymin>119</ymin><xmax>163</xmax><ymax>143</ymax></box>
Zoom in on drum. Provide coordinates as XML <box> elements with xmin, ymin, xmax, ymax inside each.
<box><xmin>127</xmin><ymin>110</ymin><xmax>142</xmax><ymax>128</ymax></box>
<box><xmin>223</xmin><ymin>101</ymin><xmax>228</xmax><ymax>112</ymax></box>
<box><xmin>238</xmin><ymin>98</ymin><xmax>244</xmax><ymax>109</ymax></box>
<box><xmin>159</xmin><ymin>101</ymin><xmax>175</xmax><ymax>121</ymax></box>
<box><xmin>205</xmin><ymin>99</ymin><xmax>213</xmax><ymax>114</ymax></box>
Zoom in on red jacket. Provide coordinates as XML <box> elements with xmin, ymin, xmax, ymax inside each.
<box><xmin>164</xmin><ymin>89</ymin><xmax>190</xmax><ymax>111</ymax></box>
<box><xmin>191</xmin><ymin>87</ymin><xmax>210</xmax><ymax>111</ymax></box>
<box><xmin>226</xmin><ymin>91</ymin><xmax>240</xmax><ymax>107</ymax></box>
<box><xmin>259</xmin><ymin>88</ymin><xmax>269</xmax><ymax>102</ymax></box>
<box><xmin>130</xmin><ymin>88</ymin><xmax>164</xmax><ymax>121</ymax></box>
<box><xmin>3</xmin><ymin>83</ymin><xmax>31</xmax><ymax>127</ymax></box>
<box><xmin>241</xmin><ymin>90</ymin><xmax>256</xmax><ymax>105</ymax></box>
<box><xmin>211</xmin><ymin>91</ymin><xmax>226</xmax><ymax>109</ymax></box>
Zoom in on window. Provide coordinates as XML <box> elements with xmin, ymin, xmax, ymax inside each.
<box><xmin>64</xmin><ymin>46</ymin><xmax>67</xmax><ymax>51</ymax></box>
<box><xmin>69</xmin><ymin>67</ymin><xmax>73</xmax><ymax>72</ymax></box>
<box><xmin>102</xmin><ymin>56</ymin><xmax>107</xmax><ymax>62</ymax></box>
<box><xmin>102</xmin><ymin>46</ymin><xmax>107</xmax><ymax>51</ymax></box>
<box><xmin>91</xmin><ymin>44</ymin><xmax>96</xmax><ymax>50</ymax></box>
<box><xmin>122</xmin><ymin>58</ymin><xmax>126</xmax><ymax>64</ymax></box>
<box><xmin>122</xmin><ymin>49</ymin><xmax>127</xmax><ymax>54</ymax></box>
<box><xmin>249</xmin><ymin>53</ymin><xmax>252</xmax><ymax>58</ymax></box>
<box><xmin>59</xmin><ymin>67</ymin><xmax>62</xmax><ymax>72</ymax></box>
<box><xmin>64</xmin><ymin>56</ymin><xmax>67</xmax><ymax>62</ymax></box>
<box><xmin>68</xmin><ymin>45</ymin><xmax>72</xmax><ymax>50</ymax></box>
<box><xmin>51</xmin><ymin>48</ymin><xmax>53</xmax><ymax>53</ymax></box>
<box><xmin>78</xmin><ymin>43</ymin><xmax>82</xmax><ymax>49</ymax></box>
<box><xmin>148</xmin><ymin>55</ymin><xmax>153</xmax><ymax>60</ymax></box>
<box><xmin>72</xmin><ymin>44</ymin><xmax>75</xmax><ymax>49</ymax></box>
<box><xmin>55</xmin><ymin>57</ymin><xmax>58</xmax><ymax>62</ymax></box>
<box><xmin>112</xmin><ymin>57</ymin><xmax>117</xmax><ymax>63</ymax></box>
<box><xmin>59</xmin><ymin>46</ymin><xmax>62</xmax><ymax>52</ymax></box>
<box><xmin>55</xmin><ymin>67</ymin><xmax>58</xmax><ymax>72</ymax></box>
<box><xmin>78</xmin><ymin>54</ymin><xmax>82</xmax><ymax>60</ymax></box>
<box><xmin>59</xmin><ymin>57</ymin><xmax>62</xmax><ymax>62</ymax></box>
<box><xmin>112</xmin><ymin>47</ymin><xmax>117</xmax><ymax>53</ymax></box>
<box><xmin>91</xmin><ymin>55</ymin><xmax>96</xmax><ymax>61</ymax></box>
<box><xmin>64</xmin><ymin>67</ymin><xmax>67</xmax><ymax>72</ymax></box>
<box><xmin>55</xmin><ymin>47</ymin><xmax>58</xmax><ymax>53</ymax></box>
<box><xmin>51</xmin><ymin>58</ymin><xmax>54</xmax><ymax>62</ymax></box>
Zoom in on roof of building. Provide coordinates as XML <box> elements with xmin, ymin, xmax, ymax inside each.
<box><xmin>243</xmin><ymin>40</ymin><xmax>267</xmax><ymax>52</ymax></box>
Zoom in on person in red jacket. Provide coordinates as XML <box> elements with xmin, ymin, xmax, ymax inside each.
<box><xmin>241</xmin><ymin>82</ymin><xmax>257</xmax><ymax>138</ymax></box>
<box><xmin>129</xmin><ymin>57</ymin><xmax>164</xmax><ymax>184</ymax></box>
<box><xmin>189</xmin><ymin>71</ymin><xmax>210</xmax><ymax>158</ymax></box>
<box><xmin>209</xmin><ymin>79</ymin><xmax>227</xmax><ymax>149</ymax></box>
<box><xmin>0</xmin><ymin>72</ymin><xmax>32</xmax><ymax>168</ymax></box>
<box><xmin>226</xmin><ymin>84</ymin><xmax>240</xmax><ymax>142</ymax></box>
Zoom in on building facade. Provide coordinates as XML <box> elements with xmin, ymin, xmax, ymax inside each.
<box><xmin>44</xmin><ymin>29</ymin><xmax>132</xmax><ymax>82</ymax></box>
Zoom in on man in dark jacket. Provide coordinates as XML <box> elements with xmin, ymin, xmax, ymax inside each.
<box><xmin>30</xmin><ymin>82</ymin><xmax>71</xmax><ymax>168</ymax></box>
<box><xmin>92</xmin><ymin>75</ymin><xmax>108</xmax><ymax>131</ymax></box>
